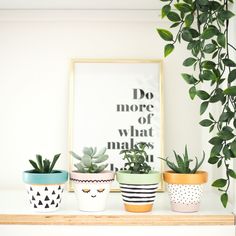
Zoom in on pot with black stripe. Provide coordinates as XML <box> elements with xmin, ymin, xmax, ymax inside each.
<box><xmin>116</xmin><ymin>170</ymin><xmax>161</xmax><ymax>212</ymax></box>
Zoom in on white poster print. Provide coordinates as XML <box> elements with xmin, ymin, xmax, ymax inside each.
<box><xmin>70</xmin><ymin>60</ymin><xmax>163</xmax><ymax>191</ymax></box>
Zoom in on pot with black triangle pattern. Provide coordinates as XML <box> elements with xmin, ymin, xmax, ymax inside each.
<box><xmin>23</xmin><ymin>154</ymin><xmax>68</xmax><ymax>212</ymax></box>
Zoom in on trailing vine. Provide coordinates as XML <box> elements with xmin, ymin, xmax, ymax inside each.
<box><xmin>157</xmin><ymin>0</ymin><xmax>236</xmax><ymax>207</ymax></box>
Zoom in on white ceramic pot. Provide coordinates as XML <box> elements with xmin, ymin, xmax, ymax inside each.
<box><xmin>163</xmin><ymin>171</ymin><xmax>208</xmax><ymax>213</ymax></box>
<box><xmin>167</xmin><ymin>183</ymin><xmax>203</xmax><ymax>212</ymax></box>
<box><xmin>70</xmin><ymin>171</ymin><xmax>115</xmax><ymax>212</ymax></box>
<box><xmin>23</xmin><ymin>170</ymin><xmax>68</xmax><ymax>212</ymax></box>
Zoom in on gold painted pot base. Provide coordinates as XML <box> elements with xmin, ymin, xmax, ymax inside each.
<box><xmin>124</xmin><ymin>203</ymin><xmax>153</xmax><ymax>213</ymax></box>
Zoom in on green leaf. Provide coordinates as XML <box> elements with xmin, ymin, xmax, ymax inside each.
<box><xmin>83</xmin><ymin>147</ymin><xmax>93</xmax><ymax>156</ymax></box>
<box><xmin>29</xmin><ymin>160</ymin><xmax>40</xmax><ymax>172</ymax></box>
<box><xmin>70</xmin><ymin>151</ymin><xmax>82</xmax><ymax>161</ymax></box>
<box><xmin>189</xmin><ymin>28</ymin><xmax>199</xmax><ymax>38</ymax></box>
<box><xmin>97</xmin><ymin>147</ymin><xmax>107</xmax><ymax>156</ymax></box>
<box><xmin>197</xmin><ymin>90</ymin><xmax>210</xmax><ymax>100</ymax></box>
<box><xmin>230</xmin><ymin>140</ymin><xmax>236</xmax><ymax>156</ymax></box>
<box><xmin>201</xmin><ymin>26</ymin><xmax>218</xmax><ymax>39</ymax></box>
<box><xmin>183</xmin><ymin>57</ymin><xmax>197</xmax><ymax>66</ymax></box>
<box><xmin>219</xmin><ymin>10</ymin><xmax>235</xmax><ymax>21</ymax></box>
<box><xmin>36</xmin><ymin>154</ymin><xmax>43</xmax><ymax>172</ymax></box>
<box><xmin>200</xmin><ymin>70</ymin><xmax>217</xmax><ymax>81</ymax></box>
<box><xmin>212</xmin><ymin>179</ymin><xmax>227</xmax><ymax>188</ymax></box>
<box><xmin>217</xmin><ymin>33</ymin><xmax>226</xmax><ymax>48</ymax></box>
<box><xmin>198</xmin><ymin>0</ymin><xmax>209</xmax><ymax>5</ymax></box>
<box><xmin>170</xmin><ymin>22</ymin><xmax>181</xmax><ymax>28</ymax></box>
<box><xmin>182</xmin><ymin>29</ymin><xmax>193</xmax><ymax>42</ymax></box>
<box><xmin>199</xmin><ymin>119</ymin><xmax>213</xmax><ymax>127</ymax></box>
<box><xmin>209</xmin><ymin>137</ymin><xmax>223</xmax><ymax>145</ymax></box>
<box><xmin>189</xmin><ymin>86</ymin><xmax>196</xmax><ymax>100</ymax></box>
<box><xmin>174</xmin><ymin>3</ymin><xmax>192</xmax><ymax>13</ymax></box>
<box><xmin>228</xmin><ymin>69</ymin><xmax>236</xmax><ymax>83</ymax></box>
<box><xmin>183</xmin><ymin>0</ymin><xmax>192</xmax><ymax>4</ymax></box>
<box><xmin>93</xmin><ymin>154</ymin><xmax>109</xmax><ymax>163</ymax></box>
<box><xmin>43</xmin><ymin>159</ymin><xmax>50</xmax><ymax>173</ymax></box>
<box><xmin>210</xmin><ymin>144</ymin><xmax>223</xmax><ymax>156</ymax></box>
<box><xmin>167</xmin><ymin>11</ymin><xmax>181</xmax><ymax>22</ymax></box>
<box><xmin>185</xmin><ymin>14</ymin><xmax>194</xmax><ymax>27</ymax></box>
<box><xmin>74</xmin><ymin>163</ymin><xmax>86</xmax><ymax>173</ymax></box>
<box><xmin>218</xmin><ymin>130</ymin><xmax>234</xmax><ymax>141</ymax></box>
<box><xmin>82</xmin><ymin>154</ymin><xmax>92</xmax><ymax>167</ymax></box>
<box><xmin>224</xmin><ymin>86</ymin><xmax>236</xmax><ymax>96</ymax></box>
<box><xmin>181</xmin><ymin>73</ymin><xmax>197</xmax><ymax>84</ymax></box>
<box><xmin>49</xmin><ymin>153</ymin><xmax>60</xmax><ymax>172</ymax></box>
<box><xmin>200</xmin><ymin>101</ymin><xmax>208</xmax><ymax>115</ymax></box>
<box><xmin>208</xmin><ymin>156</ymin><xmax>219</xmax><ymax>164</ymax></box>
<box><xmin>223</xmin><ymin>145</ymin><xmax>232</xmax><ymax>158</ymax></box>
<box><xmin>201</xmin><ymin>61</ymin><xmax>216</xmax><ymax>69</ymax></box>
<box><xmin>203</xmin><ymin>44</ymin><xmax>216</xmax><ymax>53</ymax></box>
<box><xmin>199</xmin><ymin>12</ymin><xmax>208</xmax><ymax>23</ymax></box>
<box><xmin>95</xmin><ymin>164</ymin><xmax>108</xmax><ymax>173</ymax></box>
<box><xmin>164</xmin><ymin>44</ymin><xmax>174</xmax><ymax>57</ymax></box>
<box><xmin>222</xmin><ymin>59</ymin><xmax>236</xmax><ymax>67</ymax></box>
<box><xmin>157</xmin><ymin>29</ymin><xmax>173</xmax><ymax>41</ymax></box>
<box><xmin>228</xmin><ymin>169</ymin><xmax>236</xmax><ymax>179</ymax></box>
<box><xmin>162</xmin><ymin>5</ymin><xmax>171</xmax><ymax>18</ymax></box>
<box><xmin>221</xmin><ymin>193</ymin><xmax>228</xmax><ymax>208</ymax></box>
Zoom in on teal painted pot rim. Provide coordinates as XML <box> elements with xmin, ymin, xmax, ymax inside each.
<box><xmin>23</xmin><ymin>170</ymin><xmax>68</xmax><ymax>185</ymax></box>
<box><xmin>116</xmin><ymin>170</ymin><xmax>161</xmax><ymax>185</ymax></box>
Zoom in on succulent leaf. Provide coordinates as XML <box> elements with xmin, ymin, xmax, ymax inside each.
<box><xmin>72</xmin><ymin>147</ymin><xmax>109</xmax><ymax>173</ymax></box>
<box><xmin>95</xmin><ymin>164</ymin><xmax>108</xmax><ymax>173</ymax></box>
<box><xmin>70</xmin><ymin>151</ymin><xmax>82</xmax><ymax>161</ymax></box>
<box><xmin>81</xmin><ymin>154</ymin><xmax>92</xmax><ymax>167</ymax></box>
<box><xmin>160</xmin><ymin>146</ymin><xmax>205</xmax><ymax>174</ymax></box>
<box><xmin>83</xmin><ymin>147</ymin><xmax>93</xmax><ymax>156</ymax></box>
<box><xmin>74</xmin><ymin>163</ymin><xmax>86</xmax><ymax>173</ymax></box>
<box><xmin>96</xmin><ymin>147</ymin><xmax>107</xmax><ymax>156</ymax></box>
<box><xmin>93</xmin><ymin>154</ymin><xmax>109</xmax><ymax>163</ymax></box>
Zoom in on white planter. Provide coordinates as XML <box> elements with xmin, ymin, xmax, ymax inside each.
<box><xmin>163</xmin><ymin>171</ymin><xmax>208</xmax><ymax>213</ymax></box>
<box><xmin>167</xmin><ymin>183</ymin><xmax>203</xmax><ymax>212</ymax></box>
<box><xmin>23</xmin><ymin>170</ymin><xmax>68</xmax><ymax>212</ymax></box>
<box><xmin>70</xmin><ymin>171</ymin><xmax>115</xmax><ymax>212</ymax></box>
<box><xmin>25</xmin><ymin>184</ymin><xmax>65</xmax><ymax>212</ymax></box>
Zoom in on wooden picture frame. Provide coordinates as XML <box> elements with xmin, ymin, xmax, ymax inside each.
<box><xmin>68</xmin><ymin>59</ymin><xmax>164</xmax><ymax>191</ymax></box>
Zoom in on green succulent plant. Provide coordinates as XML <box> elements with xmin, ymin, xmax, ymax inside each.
<box><xmin>71</xmin><ymin>147</ymin><xmax>109</xmax><ymax>173</ymax></box>
<box><xmin>119</xmin><ymin>142</ymin><xmax>152</xmax><ymax>174</ymax></box>
<box><xmin>29</xmin><ymin>154</ymin><xmax>61</xmax><ymax>173</ymax></box>
<box><xmin>160</xmin><ymin>146</ymin><xmax>205</xmax><ymax>174</ymax></box>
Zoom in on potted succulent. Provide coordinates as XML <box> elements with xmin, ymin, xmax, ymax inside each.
<box><xmin>23</xmin><ymin>154</ymin><xmax>68</xmax><ymax>212</ymax></box>
<box><xmin>116</xmin><ymin>142</ymin><xmax>161</xmax><ymax>213</ymax></box>
<box><xmin>160</xmin><ymin>146</ymin><xmax>208</xmax><ymax>213</ymax></box>
<box><xmin>70</xmin><ymin>147</ymin><xmax>115</xmax><ymax>212</ymax></box>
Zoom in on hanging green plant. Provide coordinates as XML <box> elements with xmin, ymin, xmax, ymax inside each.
<box><xmin>157</xmin><ymin>0</ymin><xmax>236</xmax><ymax>207</ymax></box>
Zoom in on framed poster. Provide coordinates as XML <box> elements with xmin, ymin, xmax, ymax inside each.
<box><xmin>68</xmin><ymin>59</ymin><xmax>164</xmax><ymax>191</ymax></box>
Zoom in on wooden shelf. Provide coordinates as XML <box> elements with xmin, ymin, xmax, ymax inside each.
<box><xmin>0</xmin><ymin>190</ymin><xmax>234</xmax><ymax>226</ymax></box>
<box><xmin>0</xmin><ymin>214</ymin><xmax>234</xmax><ymax>226</ymax></box>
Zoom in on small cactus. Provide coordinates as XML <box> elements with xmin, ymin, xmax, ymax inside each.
<box><xmin>71</xmin><ymin>147</ymin><xmax>109</xmax><ymax>173</ymax></box>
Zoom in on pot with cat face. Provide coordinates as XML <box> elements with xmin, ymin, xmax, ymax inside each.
<box><xmin>70</xmin><ymin>171</ymin><xmax>115</xmax><ymax>211</ymax></box>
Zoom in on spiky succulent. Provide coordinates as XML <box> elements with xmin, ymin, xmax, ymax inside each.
<box><xmin>29</xmin><ymin>154</ymin><xmax>61</xmax><ymax>173</ymax></box>
<box><xmin>120</xmin><ymin>142</ymin><xmax>152</xmax><ymax>174</ymax></box>
<box><xmin>160</xmin><ymin>146</ymin><xmax>205</xmax><ymax>174</ymax></box>
<box><xmin>71</xmin><ymin>147</ymin><xmax>109</xmax><ymax>173</ymax></box>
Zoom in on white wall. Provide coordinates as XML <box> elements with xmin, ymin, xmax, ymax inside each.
<box><xmin>0</xmin><ymin>10</ymin><xmax>203</xmax><ymax>190</ymax></box>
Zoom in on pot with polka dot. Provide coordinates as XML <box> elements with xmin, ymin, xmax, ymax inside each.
<box><xmin>70</xmin><ymin>171</ymin><xmax>115</xmax><ymax>211</ymax></box>
<box><xmin>163</xmin><ymin>171</ymin><xmax>208</xmax><ymax>212</ymax></box>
